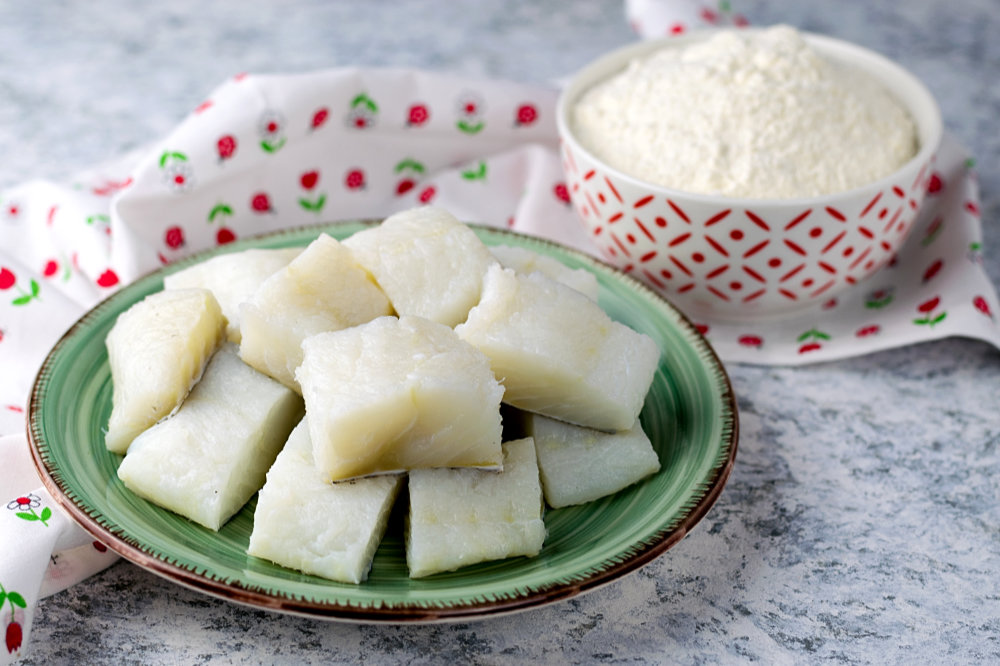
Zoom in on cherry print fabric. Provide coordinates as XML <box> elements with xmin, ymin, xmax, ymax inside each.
<box><xmin>0</xmin><ymin>5</ymin><xmax>997</xmax><ymax>662</ymax></box>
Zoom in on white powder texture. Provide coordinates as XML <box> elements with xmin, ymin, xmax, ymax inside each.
<box><xmin>572</xmin><ymin>26</ymin><xmax>918</xmax><ymax>199</ymax></box>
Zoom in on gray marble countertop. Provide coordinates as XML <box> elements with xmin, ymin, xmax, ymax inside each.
<box><xmin>6</xmin><ymin>1</ymin><xmax>998</xmax><ymax>664</ymax></box>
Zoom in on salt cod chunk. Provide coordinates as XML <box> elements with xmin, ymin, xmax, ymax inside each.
<box><xmin>455</xmin><ymin>265</ymin><xmax>660</xmax><ymax>432</ymax></box>
<box><xmin>526</xmin><ymin>413</ymin><xmax>660</xmax><ymax>508</ymax></box>
<box><xmin>248</xmin><ymin>419</ymin><xmax>403</xmax><ymax>583</ymax></box>
<box><xmin>116</xmin><ymin>345</ymin><xmax>304</xmax><ymax>530</ymax></box>
<box><xmin>238</xmin><ymin>234</ymin><xmax>392</xmax><ymax>391</ymax></box>
<box><xmin>296</xmin><ymin>315</ymin><xmax>504</xmax><ymax>482</ymax></box>
<box><xmin>164</xmin><ymin>247</ymin><xmax>301</xmax><ymax>343</ymax></box>
<box><xmin>490</xmin><ymin>244</ymin><xmax>599</xmax><ymax>301</ymax></box>
<box><xmin>343</xmin><ymin>207</ymin><xmax>497</xmax><ymax>327</ymax></box>
<box><xmin>105</xmin><ymin>288</ymin><xmax>226</xmax><ymax>454</ymax></box>
<box><xmin>406</xmin><ymin>437</ymin><xmax>546</xmax><ymax>578</ymax></box>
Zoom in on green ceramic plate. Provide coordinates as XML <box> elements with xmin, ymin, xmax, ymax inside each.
<box><xmin>28</xmin><ymin>222</ymin><xmax>738</xmax><ymax>622</ymax></box>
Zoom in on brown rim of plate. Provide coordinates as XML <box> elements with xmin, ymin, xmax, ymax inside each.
<box><xmin>27</xmin><ymin>220</ymin><xmax>739</xmax><ymax>623</ymax></box>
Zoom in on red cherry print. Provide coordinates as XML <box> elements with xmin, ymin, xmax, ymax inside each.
<box><xmin>917</xmin><ymin>296</ymin><xmax>940</xmax><ymax>313</ymax></box>
<box><xmin>311</xmin><ymin>107</ymin><xmax>329</xmax><ymax>130</ymax></box>
<box><xmin>700</xmin><ymin>8</ymin><xmax>719</xmax><ymax>23</ymax></box>
<box><xmin>345</xmin><ymin>169</ymin><xmax>366</xmax><ymax>190</ymax></box>
<box><xmin>553</xmin><ymin>183</ymin><xmax>570</xmax><ymax>204</ymax></box>
<box><xmin>216</xmin><ymin>227</ymin><xmax>236</xmax><ymax>245</ymax></box>
<box><xmin>92</xmin><ymin>540</ymin><xmax>108</xmax><ymax>553</ymax></box>
<box><xmin>164</xmin><ymin>226</ymin><xmax>185</xmax><ymax>249</ymax></box>
<box><xmin>822</xmin><ymin>298</ymin><xmax>838</xmax><ymax>310</ymax></box>
<box><xmin>738</xmin><ymin>334</ymin><xmax>763</xmax><ymax>347</ymax></box>
<box><xmin>973</xmin><ymin>295</ymin><xmax>992</xmax><ymax>318</ymax></box>
<box><xmin>194</xmin><ymin>100</ymin><xmax>213</xmax><ymax>114</ymax></box>
<box><xmin>300</xmin><ymin>171</ymin><xmax>319</xmax><ymax>190</ymax></box>
<box><xmin>922</xmin><ymin>259</ymin><xmax>943</xmax><ymax>283</ymax></box>
<box><xmin>927</xmin><ymin>172</ymin><xmax>943</xmax><ymax>194</ymax></box>
<box><xmin>396</xmin><ymin>179</ymin><xmax>416</xmax><ymax>196</ymax></box>
<box><xmin>669</xmin><ymin>23</ymin><xmax>685</xmax><ymax>35</ymax></box>
<box><xmin>965</xmin><ymin>201</ymin><xmax>980</xmax><ymax>216</ymax></box>
<box><xmin>251</xmin><ymin>192</ymin><xmax>272</xmax><ymax>213</ymax></box>
<box><xmin>733</xmin><ymin>14</ymin><xmax>749</xmax><ymax>27</ymax></box>
<box><xmin>42</xmin><ymin>260</ymin><xmax>58</xmax><ymax>277</ymax></box>
<box><xmin>217</xmin><ymin>135</ymin><xmax>237</xmax><ymax>161</ymax></box>
<box><xmin>856</xmin><ymin>325</ymin><xmax>880</xmax><ymax>337</ymax></box>
<box><xmin>0</xmin><ymin>329</ymin><xmax>4</xmax><ymax>342</ymax></box>
<box><xmin>418</xmin><ymin>185</ymin><xmax>436</xmax><ymax>204</ymax></box>
<box><xmin>694</xmin><ymin>323</ymin><xmax>709</xmax><ymax>336</ymax></box>
<box><xmin>0</xmin><ymin>267</ymin><xmax>15</xmax><ymax>290</ymax></box>
<box><xmin>407</xmin><ymin>104</ymin><xmax>430</xmax><ymax>126</ymax></box>
<box><xmin>515</xmin><ymin>103</ymin><xmax>538</xmax><ymax>126</ymax></box>
<box><xmin>798</xmin><ymin>342</ymin><xmax>822</xmax><ymax>354</ymax></box>
<box><xmin>96</xmin><ymin>269</ymin><xmax>119</xmax><ymax>288</ymax></box>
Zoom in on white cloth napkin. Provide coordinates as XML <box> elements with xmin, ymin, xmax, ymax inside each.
<box><xmin>1</xmin><ymin>2</ymin><xmax>997</xmax><ymax>662</ymax></box>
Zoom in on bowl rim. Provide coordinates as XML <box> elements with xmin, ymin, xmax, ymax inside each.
<box><xmin>556</xmin><ymin>27</ymin><xmax>943</xmax><ymax>207</ymax></box>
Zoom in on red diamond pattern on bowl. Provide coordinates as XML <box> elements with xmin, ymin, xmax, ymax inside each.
<box><xmin>562</xmin><ymin>141</ymin><xmax>932</xmax><ymax>320</ymax></box>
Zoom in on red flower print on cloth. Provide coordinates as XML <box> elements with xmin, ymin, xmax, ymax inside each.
<box><xmin>418</xmin><ymin>185</ymin><xmax>437</xmax><ymax>204</ymax></box>
<box><xmin>973</xmin><ymin>295</ymin><xmax>994</xmax><ymax>320</ymax></box>
<box><xmin>0</xmin><ymin>267</ymin><xmax>40</xmax><ymax>306</ymax></box>
<box><xmin>796</xmin><ymin>328</ymin><xmax>830</xmax><ymax>354</ymax></box>
<box><xmin>456</xmin><ymin>92</ymin><xmax>485</xmax><ymax>134</ymax></box>
<box><xmin>922</xmin><ymin>259</ymin><xmax>944</xmax><ymax>283</ymax></box>
<box><xmin>856</xmin><ymin>325</ymin><xmax>881</xmax><ymax>338</ymax></box>
<box><xmin>96</xmin><ymin>269</ymin><xmax>120</xmax><ymax>289</ymax></box>
<box><xmin>914</xmin><ymin>296</ymin><xmax>946</xmax><ymax>327</ymax></box>
<box><xmin>300</xmin><ymin>171</ymin><xmax>319</xmax><ymax>190</ymax></box>
<box><xmin>258</xmin><ymin>110</ymin><xmax>287</xmax><ymax>153</ymax></box>
<box><xmin>347</xmin><ymin>93</ymin><xmax>378</xmax><ymax>129</ymax></box>
<box><xmin>344</xmin><ymin>169</ymin><xmax>366</xmax><ymax>191</ymax></box>
<box><xmin>217</xmin><ymin>134</ymin><xmax>237</xmax><ymax>162</ymax></box>
<box><xmin>250</xmin><ymin>192</ymin><xmax>273</xmax><ymax>213</ymax></box>
<box><xmin>164</xmin><ymin>226</ymin><xmax>185</xmax><ymax>250</ymax></box>
<box><xmin>41</xmin><ymin>258</ymin><xmax>71</xmax><ymax>282</ymax></box>
<box><xmin>208</xmin><ymin>202</ymin><xmax>237</xmax><ymax>244</ymax></box>
<box><xmin>394</xmin><ymin>158</ymin><xmax>426</xmax><ymax>196</ymax></box>
<box><xmin>865</xmin><ymin>287</ymin><xmax>895</xmax><ymax>309</ymax></box>
<box><xmin>553</xmin><ymin>183</ymin><xmax>570</xmax><ymax>205</ymax></box>
<box><xmin>158</xmin><ymin>151</ymin><xmax>194</xmax><ymax>192</ymax></box>
<box><xmin>927</xmin><ymin>172</ymin><xmax>944</xmax><ymax>194</ymax></box>
<box><xmin>1</xmin><ymin>586</ymin><xmax>27</xmax><ymax>655</ymax></box>
<box><xmin>216</xmin><ymin>228</ymin><xmax>236</xmax><ymax>245</ymax></box>
<box><xmin>0</xmin><ymin>268</ymin><xmax>14</xmax><ymax>290</ymax></box>
<box><xmin>91</xmin><ymin>178</ymin><xmax>133</xmax><ymax>197</ymax></box>
<box><xmin>514</xmin><ymin>103</ymin><xmax>538</xmax><ymax>127</ymax></box>
<box><xmin>298</xmin><ymin>171</ymin><xmax>327</xmax><ymax>213</ymax></box>
<box><xmin>311</xmin><ymin>107</ymin><xmax>329</xmax><ymax>130</ymax></box>
<box><xmin>921</xmin><ymin>217</ymin><xmax>944</xmax><ymax>246</ymax></box>
<box><xmin>7</xmin><ymin>493</ymin><xmax>51</xmax><ymax>526</ymax></box>
<box><xmin>407</xmin><ymin>103</ymin><xmax>430</xmax><ymax>127</ymax></box>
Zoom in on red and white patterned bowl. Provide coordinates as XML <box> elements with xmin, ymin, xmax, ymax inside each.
<box><xmin>556</xmin><ymin>31</ymin><xmax>942</xmax><ymax>322</ymax></box>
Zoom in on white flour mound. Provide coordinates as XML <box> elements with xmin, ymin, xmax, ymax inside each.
<box><xmin>572</xmin><ymin>25</ymin><xmax>918</xmax><ymax>199</ymax></box>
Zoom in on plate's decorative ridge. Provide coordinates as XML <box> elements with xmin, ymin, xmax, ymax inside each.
<box><xmin>28</xmin><ymin>220</ymin><xmax>738</xmax><ymax>622</ymax></box>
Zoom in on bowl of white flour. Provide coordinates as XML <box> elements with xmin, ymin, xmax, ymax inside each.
<box><xmin>557</xmin><ymin>25</ymin><xmax>941</xmax><ymax>321</ymax></box>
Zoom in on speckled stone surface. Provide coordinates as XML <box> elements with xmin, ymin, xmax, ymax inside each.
<box><xmin>6</xmin><ymin>1</ymin><xmax>999</xmax><ymax>664</ymax></box>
